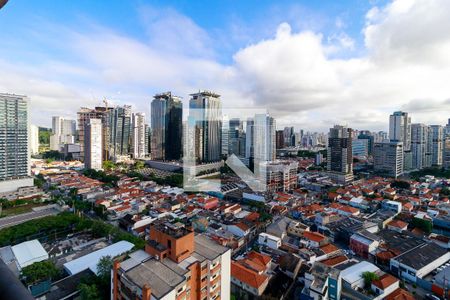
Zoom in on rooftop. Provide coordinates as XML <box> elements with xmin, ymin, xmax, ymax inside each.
<box><xmin>124</xmin><ymin>258</ymin><xmax>186</xmax><ymax>299</ymax></box>
<box><xmin>393</xmin><ymin>243</ymin><xmax>449</xmax><ymax>270</ymax></box>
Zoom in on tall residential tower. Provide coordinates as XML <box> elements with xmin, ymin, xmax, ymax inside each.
<box><xmin>0</xmin><ymin>93</ymin><xmax>33</xmax><ymax>193</ymax></box>
<box><xmin>151</xmin><ymin>92</ymin><xmax>183</xmax><ymax>161</ymax></box>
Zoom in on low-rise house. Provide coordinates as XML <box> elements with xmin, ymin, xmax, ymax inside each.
<box><xmin>258</xmin><ymin>233</ymin><xmax>282</xmax><ymax>250</ymax></box>
<box><xmin>340</xmin><ymin>261</ymin><xmax>381</xmax><ymax>290</ymax></box>
<box><xmin>386</xmin><ymin>220</ymin><xmax>408</xmax><ymax>233</ymax></box>
<box><xmin>302</xmin><ymin>231</ymin><xmax>328</xmax><ymax>248</ymax></box>
<box><xmin>287</xmin><ymin>220</ymin><xmax>310</xmax><ymax>237</ymax></box>
<box><xmin>302</xmin><ymin>262</ymin><xmax>341</xmax><ymax>300</ymax></box>
<box><xmin>371</xmin><ymin>273</ymin><xmax>400</xmax><ymax>299</ymax></box>
<box><xmin>349</xmin><ymin>230</ymin><xmax>381</xmax><ymax>259</ymax></box>
<box><xmin>227</xmin><ymin>222</ymin><xmax>251</xmax><ymax>238</ymax></box>
<box><xmin>231</xmin><ymin>260</ymin><xmax>269</xmax><ymax>297</ymax></box>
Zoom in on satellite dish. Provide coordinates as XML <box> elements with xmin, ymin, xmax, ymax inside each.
<box><xmin>0</xmin><ymin>0</ymin><xmax>8</xmax><ymax>9</ymax></box>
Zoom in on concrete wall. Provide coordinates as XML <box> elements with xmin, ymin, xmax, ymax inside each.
<box><xmin>220</xmin><ymin>249</ymin><xmax>231</xmax><ymax>300</ymax></box>
<box><xmin>0</xmin><ymin>177</ymin><xmax>34</xmax><ymax>194</ymax></box>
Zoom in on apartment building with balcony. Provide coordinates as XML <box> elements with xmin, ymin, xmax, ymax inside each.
<box><xmin>112</xmin><ymin>222</ymin><xmax>231</xmax><ymax>300</ymax></box>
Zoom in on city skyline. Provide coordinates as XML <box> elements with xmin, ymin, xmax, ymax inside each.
<box><xmin>1</xmin><ymin>0</ymin><xmax>450</xmax><ymax>131</ymax></box>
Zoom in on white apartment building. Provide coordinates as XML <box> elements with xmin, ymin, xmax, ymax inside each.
<box><xmin>131</xmin><ymin>112</ymin><xmax>146</xmax><ymax>159</ymax></box>
<box><xmin>50</xmin><ymin>116</ymin><xmax>76</xmax><ymax>151</ymax></box>
<box><xmin>84</xmin><ymin>118</ymin><xmax>103</xmax><ymax>170</ymax></box>
<box><xmin>30</xmin><ymin>124</ymin><xmax>40</xmax><ymax>155</ymax></box>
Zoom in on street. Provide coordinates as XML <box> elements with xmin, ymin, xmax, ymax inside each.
<box><xmin>0</xmin><ymin>206</ymin><xmax>59</xmax><ymax>229</ymax></box>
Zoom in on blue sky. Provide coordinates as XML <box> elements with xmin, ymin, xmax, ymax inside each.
<box><xmin>1</xmin><ymin>0</ymin><xmax>449</xmax><ymax>130</ymax></box>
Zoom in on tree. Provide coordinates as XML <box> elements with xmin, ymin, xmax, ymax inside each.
<box><xmin>361</xmin><ymin>271</ymin><xmax>379</xmax><ymax>289</ymax></box>
<box><xmin>412</xmin><ymin>217</ymin><xmax>432</xmax><ymax>234</ymax></box>
<box><xmin>391</xmin><ymin>180</ymin><xmax>410</xmax><ymax>190</ymax></box>
<box><xmin>441</xmin><ymin>187</ymin><xmax>450</xmax><ymax>196</ymax></box>
<box><xmin>97</xmin><ymin>256</ymin><xmax>113</xmax><ymax>283</ymax></box>
<box><xmin>134</xmin><ymin>160</ymin><xmax>145</xmax><ymax>170</ymax></box>
<box><xmin>21</xmin><ymin>260</ymin><xmax>60</xmax><ymax>284</ymax></box>
<box><xmin>79</xmin><ymin>283</ymin><xmax>101</xmax><ymax>300</ymax></box>
<box><xmin>102</xmin><ymin>160</ymin><xmax>116</xmax><ymax>171</ymax></box>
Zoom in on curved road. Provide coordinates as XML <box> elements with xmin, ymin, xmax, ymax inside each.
<box><xmin>0</xmin><ymin>206</ymin><xmax>59</xmax><ymax>229</ymax></box>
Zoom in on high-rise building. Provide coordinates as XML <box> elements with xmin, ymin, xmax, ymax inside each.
<box><xmin>245</xmin><ymin>118</ymin><xmax>254</xmax><ymax>161</ymax></box>
<box><xmin>358</xmin><ymin>131</ymin><xmax>375</xmax><ymax>155</ymax></box>
<box><xmin>352</xmin><ymin>139</ymin><xmax>368</xmax><ymax>158</ymax></box>
<box><xmin>227</xmin><ymin>118</ymin><xmax>245</xmax><ymax>157</ymax></box>
<box><xmin>264</xmin><ymin>160</ymin><xmax>298</xmax><ymax>192</ymax></box>
<box><xmin>389</xmin><ymin>111</ymin><xmax>411</xmax><ymax>150</ymax></box>
<box><xmin>327</xmin><ymin>125</ymin><xmax>353</xmax><ymax>184</ymax></box>
<box><xmin>429</xmin><ymin>125</ymin><xmax>444</xmax><ymax>166</ymax></box>
<box><xmin>84</xmin><ymin>118</ymin><xmax>103</xmax><ymax>170</ymax></box>
<box><xmin>444</xmin><ymin>119</ymin><xmax>450</xmax><ymax>137</ymax></box>
<box><xmin>373</xmin><ymin>141</ymin><xmax>404</xmax><ymax>178</ymax></box>
<box><xmin>112</xmin><ymin>222</ymin><xmax>231</xmax><ymax>300</ymax></box>
<box><xmin>411</xmin><ymin>123</ymin><xmax>430</xmax><ymax>170</ymax></box>
<box><xmin>77</xmin><ymin>106</ymin><xmax>111</xmax><ymax>161</ymax></box>
<box><xmin>221</xmin><ymin>116</ymin><xmax>229</xmax><ymax>156</ymax></box>
<box><xmin>145</xmin><ymin>124</ymin><xmax>151</xmax><ymax>156</ymax></box>
<box><xmin>131</xmin><ymin>112</ymin><xmax>146</xmax><ymax>159</ymax></box>
<box><xmin>283</xmin><ymin>126</ymin><xmax>294</xmax><ymax>147</ymax></box>
<box><xmin>30</xmin><ymin>124</ymin><xmax>39</xmax><ymax>155</ymax></box>
<box><xmin>276</xmin><ymin>130</ymin><xmax>284</xmax><ymax>149</ymax></box>
<box><xmin>389</xmin><ymin>111</ymin><xmax>412</xmax><ymax>171</ymax></box>
<box><xmin>253</xmin><ymin>114</ymin><xmax>276</xmax><ymax>163</ymax></box>
<box><xmin>151</xmin><ymin>92</ymin><xmax>183</xmax><ymax>161</ymax></box>
<box><xmin>189</xmin><ymin>91</ymin><xmax>222</xmax><ymax>163</ymax></box>
<box><xmin>109</xmin><ymin>105</ymin><xmax>133</xmax><ymax>161</ymax></box>
<box><xmin>0</xmin><ymin>93</ymin><xmax>33</xmax><ymax>193</ymax></box>
<box><xmin>444</xmin><ymin>137</ymin><xmax>450</xmax><ymax>170</ymax></box>
<box><xmin>50</xmin><ymin>116</ymin><xmax>76</xmax><ymax>151</ymax></box>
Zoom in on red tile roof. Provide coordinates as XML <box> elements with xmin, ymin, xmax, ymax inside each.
<box><xmin>321</xmin><ymin>255</ymin><xmax>348</xmax><ymax>266</ymax></box>
<box><xmin>385</xmin><ymin>288</ymin><xmax>414</xmax><ymax>300</ymax></box>
<box><xmin>372</xmin><ymin>273</ymin><xmax>398</xmax><ymax>290</ymax></box>
<box><xmin>231</xmin><ymin>261</ymin><xmax>268</xmax><ymax>289</ymax></box>
<box><xmin>387</xmin><ymin>219</ymin><xmax>408</xmax><ymax>229</ymax></box>
<box><xmin>247</xmin><ymin>251</ymin><xmax>271</xmax><ymax>266</ymax></box>
<box><xmin>303</xmin><ymin>231</ymin><xmax>326</xmax><ymax>243</ymax></box>
<box><xmin>319</xmin><ymin>243</ymin><xmax>339</xmax><ymax>254</ymax></box>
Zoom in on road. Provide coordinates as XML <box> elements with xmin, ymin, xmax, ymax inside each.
<box><xmin>0</xmin><ymin>207</ymin><xmax>59</xmax><ymax>229</ymax></box>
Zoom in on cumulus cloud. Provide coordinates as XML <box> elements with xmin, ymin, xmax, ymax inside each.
<box><xmin>1</xmin><ymin>0</ymin><xmax>450</xmax><ymax>131</ymax></box>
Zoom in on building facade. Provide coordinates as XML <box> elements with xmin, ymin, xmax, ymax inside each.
<box><xmin>411</xmin><ymin>123</ymin><xmax>430</xmax><ymax>170</ymax></box>
<box><xmin>151</xmin><ymin>92</ymin><xmax>183</xmax><ymax>161</ymax></box>
<box><xmin>77</xmin><ymin>106</ymin><xmax>111</xmax><ymax>161</ymax></box>
<box><xmin>0</xmin><ymin>93</ymin><xmax>33</xmax><ymax>193</ymax></box>
<box><xmin>50</xmin><ymin>116</ymin><xmax>76</xmax><ymax>151</ymax></box>
<box><xmin>429</xmin><ymin>125</ymin><xmax>443</xmax><ymax>166</ymax></box>
<box><xmin>29</xmin><ymin>124</ymin><xmax>39</xmax><ymax>155</ymax></box>
<box><xmin>84</xmin><ymin>118</ymin><xmax>103</xmax><ymax>170</ymax></box>
<box><xmin>131</xmin><ymin>112</ymin><xmax>146</xmax><ymax>159</ymax></box>
<box><xmin>373</xmin><ymin>141</ymin><xmax>404</xmax><ymax>178</ymax></box>
<box><xmin>352</xmin><ymin>139</ymin><xmax>368</xmax><ymax>158</ymax></box>
<box><xmin>189</xmin><ymin>91</ymin><xmax>222</xmax><ymax>163</ymax></box>
<box><xmin>112</xmin><ymin>222</ymin><xmax>231</xmax><ymax>300</ymax></box>
<box><xmin>263</xmin><ymin>161</ymin><xmax>298</xmax><ymax>192</ymax></box>
<box><xmin>389</xmin><ymin>111</ymin><xmax>412</xmax><ymax>170</ymax></box>
<box><xmin>109</xmin><ymin>105</ymin><xmax>132</xmax><ymax>162</ymax></box>
<box><xmin>327</xmin><ymin>125</ymin><xmax>354</xmax><ymax>184</ymax></box>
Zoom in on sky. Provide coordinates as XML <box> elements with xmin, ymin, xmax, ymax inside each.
<box><xmin>1</xmin><ymin>0</ymin><xmax>450</xmax><ymax>132</ymax></box>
